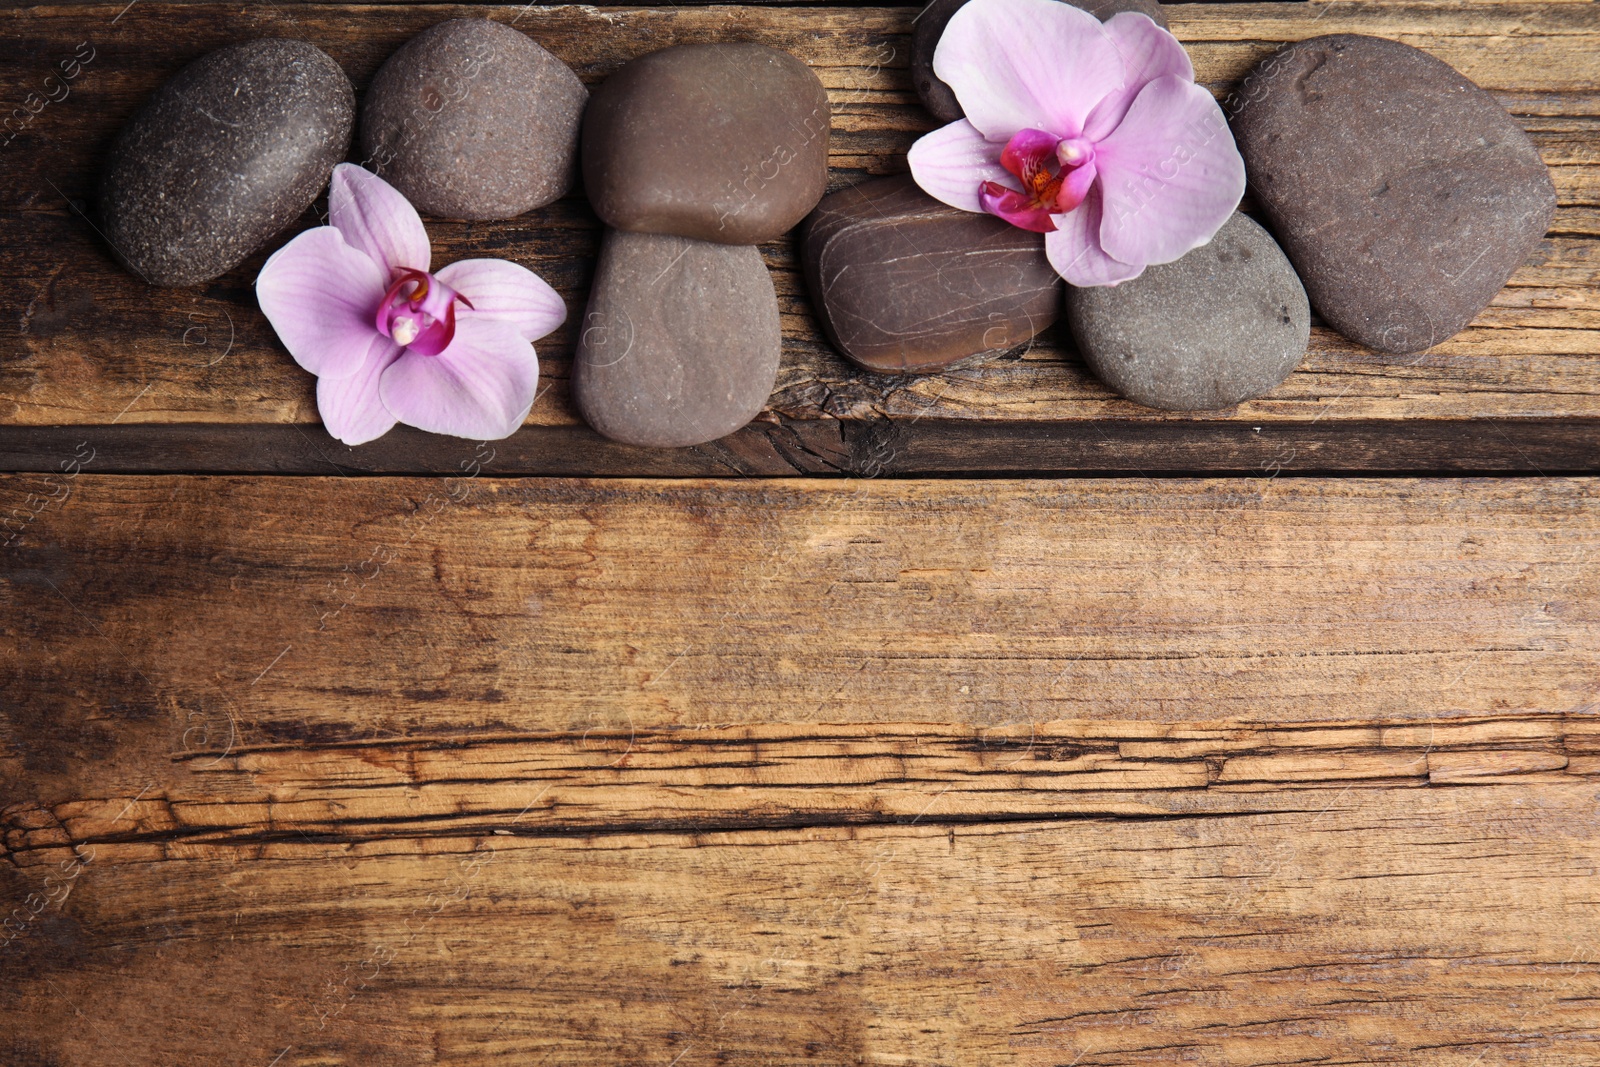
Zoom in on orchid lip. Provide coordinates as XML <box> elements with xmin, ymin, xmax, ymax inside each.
<box><xmin>980</xmin><ymin>180</ymin><xmax>1059</xmax><ymax>232</ymax></box>
<box><xmin>375</xmin><ymin>267</ymin><xmax>474</xmax><ymax>357</ymax></box>
<box><xmin>981</xmin><ymin>128</ymin><xmax>1098</xmax><ymax>232</ymax></box>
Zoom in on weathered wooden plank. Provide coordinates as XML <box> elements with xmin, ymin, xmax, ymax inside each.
<box><xmin>4</xmin><ymin>768</ymin><xmax>1599</xmax><ymax>1065</ymax></box>
<box><xmin>0</xmin><ymin>2</ymin><xmax>1595</xmax><ymax>475</ymax></box>
<box><xmin>4</xmin><ymin>475</ymin><xmax>1596</xmax><ymax>815</ymax></box>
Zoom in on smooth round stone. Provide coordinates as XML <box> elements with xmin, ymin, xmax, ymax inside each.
<box><xmin>361</xmin><ymin>19</ymin><xmax>587</xmax><ymax>221</ymax></box>
<box><xmin>801</xmin><ymin>175</ymin><xmax>1061</xmax><ymax>374</ymax></box>
<box><xmin>1231</xmin><ymin>34</ymin><xmax>1556</xmax><ymax>355</ymax></box>
<box><xmin>913</xmin><ymin>0</ymin><xmax>1166</xmax><ymax>123</ymax></box>
<box><xmin>1066</xmin><ymin>213</ymin><xmax>1309</xmax><ymax>411</ymax></box>
<box><xmin>582</xmin><ymin>43</ymin><xmax>830</xmax><ymax>245</ymax></box>
<box><xmin>574</xmin><ymin>230</ymin><xmax>782</xmax><ymax>448</ymax></box>
<box><xmin>99</xmin><ymin>39</ymin><xmax>352</xmax><ymax>287</ymax></box>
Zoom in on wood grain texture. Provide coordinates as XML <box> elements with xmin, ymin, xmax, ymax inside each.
<box><xmin>4</xmin><ymin>714</ymin><xmax>1600</xmax><ymax>1066</ymax></box>
<box><xmin>0</xmin><ymin>2</ymin><xmax>1596</xmax><ymax>473</ymax></box>
<box><xmin>4</xmin><ymin>474</ymin><xmax>1597</xmax><ymax>805</ymax></box>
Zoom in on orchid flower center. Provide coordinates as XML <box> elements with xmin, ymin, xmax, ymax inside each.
<box><xmin>375</xmin><ymin>268</ymin><xmax>473</xmax><ymax>357</ymax></box>
<box><xmin>978</xmin><ymin>129</ymin><xmax>1098</xmax><ymax>234</ymax></box>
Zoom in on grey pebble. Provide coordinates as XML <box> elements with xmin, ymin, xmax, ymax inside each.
<box><xmin>361</xmin><ymin>18</ymin><xmax>587</xmax><ymax>221</ymax></box>
<box><xmin>574</xmin><ymin>230</ymin><xmax>782</xmax><ymax>448</ymax></box>
<box><xmin>1066</xmin><ymin>213</ymin><xmax>1310</xmax><ymax>411</ymax></box>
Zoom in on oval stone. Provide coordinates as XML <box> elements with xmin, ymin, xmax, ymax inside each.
<box><xmin>1065</xmin><ymin>213</ymin><xmax>1309</xmax><ymax>411</ymax></box>
<box><xmin>361</xmin><ymin>19</ymin><xmax>587</xmax><ymax>221</ymax></box>
<box><xmin>913</xmin><ymin>0</ymin><xmax>1167</xmax><ymax>123</ymax></box>
<box><xmin>100</xmin><ymin>39</ymin><xmax>353</xmax><ymax>287</ymax></box>
<box><xmin>1230</xmin><ymin>34</ymin><xmax>1556</xmax><ymax>355</ymax></box>
<box><xmin>574</xmin><ymin>230</ymin><xmax>782</xmax><ymax>448</ymax></box>
<box><xmin>801</xmin><ymin>175</ymin><xmax>1061</xmax><ymax>374</ymax></box>
<box><xmin>581</xmin><ymin>43</ymin><xmax>830</xmax><ymax>245</ymax></box>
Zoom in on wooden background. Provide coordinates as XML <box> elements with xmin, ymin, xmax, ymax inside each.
<box><xmin>2</xmin><ymin>0</ymin><xmax>1598</xmax><ymax>1064</ymax></box>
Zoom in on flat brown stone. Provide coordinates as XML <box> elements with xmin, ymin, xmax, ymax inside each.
<box><xmin>801</xmin><ymin>176</ymin><xmax>1061</xmax><ymax>374</ymax></box>
<box><xmin>581</xmin><ymin>43</ymin><xmax>830</xmax><ymax>244</ymax></box>
<box><xmin>573</xmin><ymin>230</ymin><xmax>782</xmax><ymax>448</ymax></box>
<box><xmin>1230</xmin><ymin>34</ymin><xmax>1556</xmax><ymax>355</ymax></box>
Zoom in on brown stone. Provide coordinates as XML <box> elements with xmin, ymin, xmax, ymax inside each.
<box><xmin>360</xmin><ymin>18</ymin><xmax>587</xmax><ymax>221</ymax></box>
<box><xmin>573</xmin><ymin>230</ymin><xmax>782</xmax><ymax>448</ymax></box>
<box><xmin>801</xmin><ymin>175</ymin><xmax>1061</xmax><ymax>374</ymax></box>
<box><xmin>913</xmin><ymin>0</ymin><xmax>1167</xmax><ymax>124</ymax></box>
<box><xmin>581</xmin><ymin>43</ymin><xmax>830</xmax><ymax>245</ymax></box>
<box><xmin>1230</xmin><ymin>34</ymin><xmax>1556</xmax><ymax>355</ymax></box>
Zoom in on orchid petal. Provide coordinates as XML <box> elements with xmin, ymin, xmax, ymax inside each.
<box><xmin>1093</xmin><ymin>75</ymin><xmax>1245</xmax><ymax>267</ymax></box>
<box><xmin>436</xmin><ymin>259</ymin><xmax>567</xmax><ymax>342</ymax></box>
<box><xmin>1082</xmin><ymin>13</ymin><xmax>1194</xmax><ymax>142</ymax></box>
<box><xmin>908</xmin><ymin>119</ymin><xmax>1013</xmax><ymax>213</ymax></box>
<box><xmin>1044</xmin><ymin>185</ymin><xmax>1145</xmax><ymax>287</ymax></box>
<box><xmin>317</xmin><ymin>335</ymin><xmax>403</xmax><ymax>446</ymax></box>
<box><xmin>934</xmin><ymin>0</ymin><xmax>1124</xmax><ymax>141</ymax></box>
<box><xmin>379</xmin><ymin>316</ymin><xmax>539</xmax><ymax>441</ymax></box>
<box><xmin>256</xmin><ymin>226</ymin><xmax>388</xmax><ymax>380</ymax></box>
<box><xmin>328</xmin><ymin>163</ymin><xmax>431</xmax><ymax>278</ymax></box>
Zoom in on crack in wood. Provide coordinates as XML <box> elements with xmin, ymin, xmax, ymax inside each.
<box><xmin>7</xmin><ymin>713</ymin><xmax>1597</xmax><ymax>861</ymax></box>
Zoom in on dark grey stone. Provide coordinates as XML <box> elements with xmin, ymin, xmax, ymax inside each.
<box><xmin>913</xmin><ymin>0</ymin><xmax>1167</xmax><ymax>123</ymax></box>
<box><xmin>574</xmin><ymin>230</ymin><xmax>782</xmax><ymax>448</ymax></box>
<box><xmin>801</xmin><ymin>175</ymin><xmax>1061</xmax><ymax>374</ymax></box>
<box><xmin>100</xmin><ymin>38</ymin><xmax>353</xmax><ymax>287</ymax></box>
<box><xmin>1066</xmin><ymin>213</ymin><xmax>1310</xmax><ymax>411</ymax></box>
<box><xmin>582</xmin><ymin>43</ymin><xmax>830</xmax><ymax>245</ymax></box>
<box><xmin>1230</xmin><ymin>34</ymin><xmax>1556</xmax><ymax>355</ymax></box>
<box><xmin>361</xmin><ymin>18</ymin><xmax>587</xmax><ymax>221</ymax></box>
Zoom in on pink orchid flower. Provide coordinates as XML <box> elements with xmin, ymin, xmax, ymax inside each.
<box><xmin>908</xmin><ymin>0</ymin><xmax>1245</xmax><ymax>286</ymax></box>
<box><xmin>257</xmin><ymin>164</ymin><xmax>565</xmax><ymax>445</ymax></box>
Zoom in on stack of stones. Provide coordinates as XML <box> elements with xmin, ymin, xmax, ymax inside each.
<box><xmin>1070</xmin><ymin>28</ymin><xmax>1550</xmax><ymax>408</ymax></box>
<box><xmin>96</xmin><ymin>24</ymin><xmax>829</xmax><ymax>448</ymax></box>
<box><xmin>804</xmin><ymin>0</ymin><xmax>1555</xmax><ymax>412</ymax></box>
<box><xmin>574</xmin><ymin>44</ymin><xmax>831</xmax><ymax>447</ymax></box>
